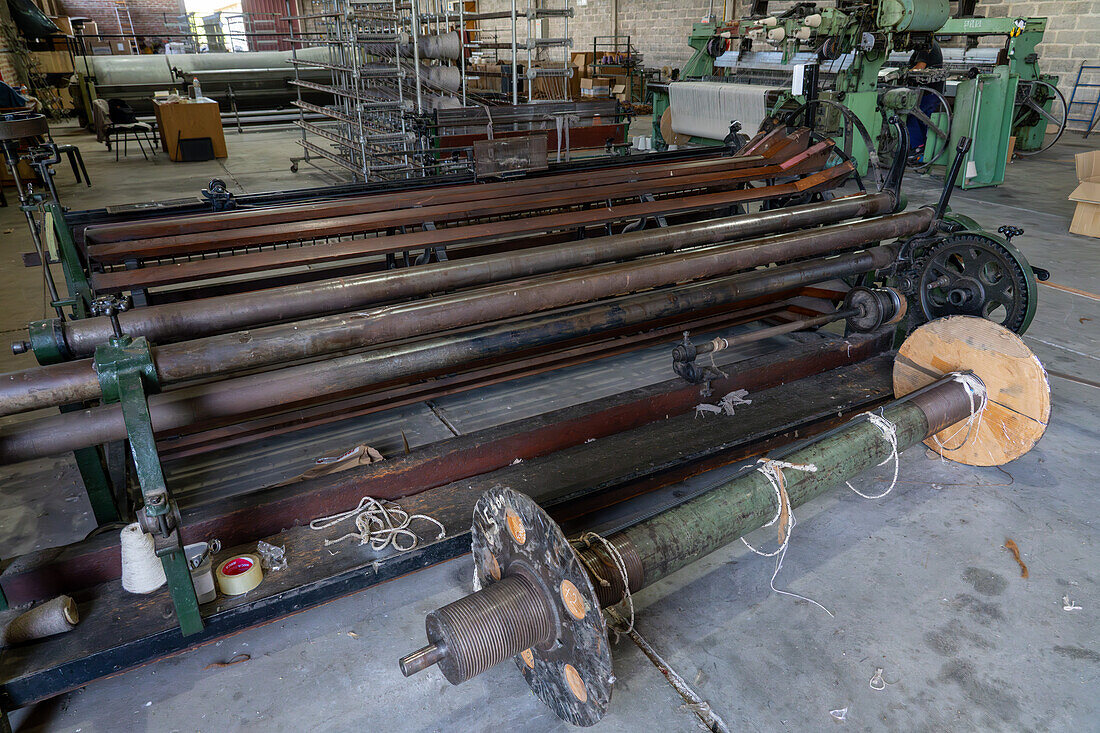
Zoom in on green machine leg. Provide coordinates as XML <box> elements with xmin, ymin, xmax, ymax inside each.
<box><xmin>69</xmin><ymin>440</ymin><xmax>121</xmax><ymax>526</ymax></box>
<box><xmin>44</xmin><ymin>203</ymin><xmax>92</xmax><ymax>319</ymax></box>
<box><xmin>94</xmin><ymin>301</ymin><xmax>202</xmax><ymax>636</ymax></box>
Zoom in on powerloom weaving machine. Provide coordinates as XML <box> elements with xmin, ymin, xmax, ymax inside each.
<box><xmin>651</xmin><ymin>0</ymin><xmax>1065</xmax><ymax>188</ymax></box>
<box><xmin>0</xmin><ymin>121</ymin><xmax>1051</xmax><ymax>728</ymax></box>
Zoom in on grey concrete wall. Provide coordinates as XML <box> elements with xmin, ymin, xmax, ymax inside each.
<box><xmin>971</xmin><ymin>0</ymin><xmax>1100</xmax><ymax>129</ymax></box>
<box><xmin>470</xmin><ymin>0</ymin><xmax>1098</xmax><ymax>128</ymax></box>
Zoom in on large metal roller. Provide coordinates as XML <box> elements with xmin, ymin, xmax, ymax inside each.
<box><xmin>0</xmin><ymin>211</ymin><xmax>927</xmax><ymax>415</ymax></box>
<box><xmin>30</xmin><ymin>193</ymin><xmax>900</xmax><ymax>360</ymax></box>
<box><xmin>399</xmin><ymin>318</ymin><xmax>1050</xmax><ymax>726</ymax></box>
<box><xmin>0</xmin><ymin>246</ymin><xmax>898</xmax><ymax>463</ymax></box>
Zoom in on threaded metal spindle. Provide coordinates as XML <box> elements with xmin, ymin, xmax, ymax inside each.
<box><xmin>425</xmin><ymin>574</ymin><xmax>554</xmax><ymax>684</ymax></box>
<box><xmin>577</xmin><ymin>536</ymin><xmax>645</xmax><ymax>608</ymax></box>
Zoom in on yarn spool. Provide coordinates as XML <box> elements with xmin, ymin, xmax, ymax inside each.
<box><xmin>420</xmin><ymin>31</ymin><xmax>462</xmax><ymax>60</ymax></box>
<box><xmin>424</xmin><ymin>65</ymin><xmax>462</xmax><ymax>92</ymax></box>
<box><xmin>120</xmin><ymin>522</ymin><xmax>167</xmax><ymax>594</ymax></box>
<box><xmin>1</xmin><ymin>595</ymin><xmax>78</xmax><ymax>646</ymax></box>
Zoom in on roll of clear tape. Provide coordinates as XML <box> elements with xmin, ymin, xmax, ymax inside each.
<box><xmin>216</xmin><ymin>554</ymin><xmax>263</xmax><ymax>596</ymax></box>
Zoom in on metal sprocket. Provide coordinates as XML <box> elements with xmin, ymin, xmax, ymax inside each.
<box><xmin>916</xmin><ymin>234</ymin><xmax>1036</xmax><ymax>333</ymax></box>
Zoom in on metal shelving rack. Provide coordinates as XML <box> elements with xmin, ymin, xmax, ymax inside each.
<box><xmin>522</xmin><ymin>0</ymin><xmax>572</xmax><ymax>102</ymax></box>
<box><xmin>287</xmin><ymin>0</ymin><xmax>472</xmax><ymax>181</ymax></box>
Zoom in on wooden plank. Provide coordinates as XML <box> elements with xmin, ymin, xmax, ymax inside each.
<box><xmin>88</xmin><ymin>163</ymin><xmax>853</xmax><ymax>293</ymax></box>
<box><xmin>0</xmin><ymin>354</ymin><xmax>894</xmax><ymax>711</ymax></box>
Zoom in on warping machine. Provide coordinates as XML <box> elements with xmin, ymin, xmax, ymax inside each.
<box><xmin>651</xmin><ymin>0</ymin><xmax>1064</xmax><ymax>188</ymax></box>
<box><xmin>0</xmin><ymin>125</ymin><xmax>1048</xmax><ymax>727</ymax></box>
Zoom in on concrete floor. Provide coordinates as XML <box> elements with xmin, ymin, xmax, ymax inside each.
<box><xmin>1</xmin><ymin>123</ymin><xmax>1097</xmax><ymax>732</ymax></box>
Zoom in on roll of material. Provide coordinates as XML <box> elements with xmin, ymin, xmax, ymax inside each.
<box><xmin>1</xmin><ymin>595</ymin><xmax>78</xmax><ymax>646</ymax></box>
<box><xmin>668</xmin><ymin>81</ymin><xmax>768</xmax><ymax>141</ymax></box>
<box><xmin>767</xmin><ymin>27</ymin><xmax>786</xmax><ymax>41</ymax></box>
<box><xmin>120</xmin><ymin>522</ymin><xmax>167</xmax><ymax>594</ymax></box>
<box><xmin>216</xmin><ymin>554</ymin><xmax>263</xmax><ymax>596</ymax></box>
<box><xmin>804</xmin><ymin>13</ymin><xmax>823</xmax><ymax>28</ymax></box>
<box><xmin>423</xmin><ymin>65</ymin><xmax>462</xmax><ymax>92</ymax></box>
<box><xmin>419</xmin><ymin>31</ymin><xmax>462</xmax><ymax>60</ymax></box>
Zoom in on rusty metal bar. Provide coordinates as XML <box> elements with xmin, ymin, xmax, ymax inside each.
<box><xmin>0</xmin><ymin>210</ymin><xmax>920</xmax><ymax>416</ymax></box>
<box><xmin>0</xmin><ymin>247</ymin><xmax>896</xmax><ymax>462</ymax></box>
<box><xmin>88</xmin><ymin>163</ymin><xmax>856</xmax><ymax>293</ymax></box>
<box><xmin>47</xmin><ymin>193</ymin><xmax>898</xmax><ymax>359</ymax></box>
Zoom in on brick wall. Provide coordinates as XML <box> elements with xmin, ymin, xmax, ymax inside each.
<box><xmin>57</xmin><ymin>0</ymin><xmax>188</xmax><ymax>43</ymax></box>
<box><xmin>971</xmin><ymin>0</ymin><xmax>1100</xmax><ymax>129</ymax></box>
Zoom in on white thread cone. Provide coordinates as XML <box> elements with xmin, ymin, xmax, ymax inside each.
<box><xmin>120</xmin><ymin>523</ymin><xmax>166</xmax><ymax>594</ymax></box>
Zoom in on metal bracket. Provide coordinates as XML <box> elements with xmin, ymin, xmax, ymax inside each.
<box><xmin>93</xmin><ymin>327</ymin><xmax>202</xmax><ymax>636</ymax></box>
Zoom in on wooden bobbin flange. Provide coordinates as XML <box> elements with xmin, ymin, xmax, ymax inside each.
<box><xmin>893</xmin><ymin>315</ymin><xmax>1050</xmax><ymax>466</ymax></box>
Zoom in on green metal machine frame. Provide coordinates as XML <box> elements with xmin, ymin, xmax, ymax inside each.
<box><xmin>651</xmin><ymin>9</ymin><xmax>1058</xmax><ymax>188</ymax></box>
<box><xmin>92</xmin><ymin>301</ymin><xmax>203</xmax><ymax>636</ymax></box>
<box><xmin>928</xmin><ymin>16</ymin><xmax>1060</xmax><ymax>189</ymax></box>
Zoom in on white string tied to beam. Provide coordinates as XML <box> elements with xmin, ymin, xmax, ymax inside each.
<box><xmin>845</xmin><ymin>411</ymin><xmax>900</xmax><ymax>500</ymax></box>
<box><xmin>931</xmin><ymin>372</ymin><xmax>988</xmax><ymax>459</ymax></box>
<box><xmin>742</xmin><ymin>458</ymin><xmax>834</xmax><ymax>617</ymax></box>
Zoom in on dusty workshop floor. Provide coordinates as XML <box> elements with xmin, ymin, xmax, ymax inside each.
<box><xmin>0</xmin><ymin>122</ymin><xmax>1097</xmax><ymax>732</ymax></box>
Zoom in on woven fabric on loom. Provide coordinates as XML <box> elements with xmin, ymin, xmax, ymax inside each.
<box><xmin>669</xmin><ymin>82</ymin><xmax>768</xmax><ymax>140</ymax></box>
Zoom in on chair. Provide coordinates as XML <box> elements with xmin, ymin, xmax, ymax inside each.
<box><xmin>92</xmin><ymin>99</ymin><xmax>158</xmax><ymax>161</ymax></box>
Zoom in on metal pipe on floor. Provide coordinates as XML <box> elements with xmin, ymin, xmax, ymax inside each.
<box><xmin>0</xmin><ymin>211</ymin><xmax>925</xmax><ymax>416</ymax></box>
<box><xmin>400</xmin><ymin>373</ymin><xmax>980</xmax><ymax>684</ymax></box>
<box><xmin>0</xmin><ymin>246</ymin><xmax>896</xmax><ymax>463</ymax></box>
<box><xmin>41</xmin><ymin>193</ymin><xmax>899</xmax><ymax>359</ymax></box>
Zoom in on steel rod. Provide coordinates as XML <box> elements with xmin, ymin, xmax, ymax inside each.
<box><xmin>0</xmin><ymin>247</ymin><xmax>896</xmax><ymax>463</ymax></box>
<box><xmin>0</xmin><ymin>213</ymin><xmax>923</xmax><ymax>416</ymax></box>
<box><xmin>48</xmin><ymin>194</ymin><xmax>899</xmax><ymax>358</ymax></box>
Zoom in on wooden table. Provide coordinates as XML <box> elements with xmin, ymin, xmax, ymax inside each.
<box><xmin>152</xmin><ymin>97</ymin><xmax>227</xmax><ymax>162</ymax></box>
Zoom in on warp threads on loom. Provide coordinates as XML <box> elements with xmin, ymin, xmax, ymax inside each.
<box><xmin>120</xmin><ymin>522</ymin><xmax>167</xmax><ymax>594</ymax></box>
<box><xmin>668</xmin><ymin>82</ymin><xmax>768</xmax><ymax>141</ymax></box>
<box><xmin>1</xmin><ymin>595</ymin><xmax>79</xmax><ymax>646</ymax></box>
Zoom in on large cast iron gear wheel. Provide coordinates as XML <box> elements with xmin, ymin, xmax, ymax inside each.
<box><xmin>916</xmin><ymin>234</ymin><xmax>1037</xmax><ymax>334</ymax></box>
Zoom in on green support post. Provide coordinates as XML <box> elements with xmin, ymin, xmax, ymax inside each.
<box><xmin>67</xmin><ymin>433</ymin><xmax>121</xmax><ymax>526</ymax></box>
<box><xmin>93</xmin><ymin>301</ymin><xmax>203</xmax><ymax>636</ymax></box>
<box><xmin>45</xmin><ymin>203</ymin><xmax>92</xmax><ymax>319</ymax></box>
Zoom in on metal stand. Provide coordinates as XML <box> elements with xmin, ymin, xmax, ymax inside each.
<box><xmin>91</xmin><ymin>296</ymin><xmax>203</xmax><ymax>636</ymax></box>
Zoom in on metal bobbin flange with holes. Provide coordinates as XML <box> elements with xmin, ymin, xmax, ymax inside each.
<box><xmin>417</xmin><ymin>487</ymin><xmax>613</xmax><ymax>726</ymax></box>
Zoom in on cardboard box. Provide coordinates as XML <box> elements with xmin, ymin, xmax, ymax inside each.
<box><xmin>1068</xmin><ymin>150</ymin><xmax>1100</xmax><ymax>237</ymax></box>
<box><xmin>580</xmin><ymin>77</ymin><xmax>610</xmax><ymax>98</ymax></box>
<box><xmin>55</xmin><ymin>86</ymin><xmax>74</xmax><ymax>110</ymax></box>
<box><xmin>30</xmin><ymin>51</ymin><xmax>73</xmax><ymax>74</ymax></box>
<box><xmin>611</xmin><ymin>84</ymin><xmax>627</xmax><ymax>102</ymax></box>
<box><xmin>570</xmin><ymin>52</ymin><xmax>594</xmax><ymax>78</ymax></box>
<box><xmin>49</xmin><ymin>15</ymin><xmax>73</xmax><ymax>36</ymax></box>
<box><xmin>74</xmin><ymin>20</ymin><xmax>99</xmax><ymax>36</ymax></box>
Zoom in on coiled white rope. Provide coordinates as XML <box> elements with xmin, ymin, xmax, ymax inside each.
<box><xmin>741</xmin><ymin>458</ymin><xmax>834</xmax><ymax>617</ymax></box>
<box><xmin>310</xmin><ymin>496</ymin><xmax>445</xmax><ymax>552</ymax></box>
